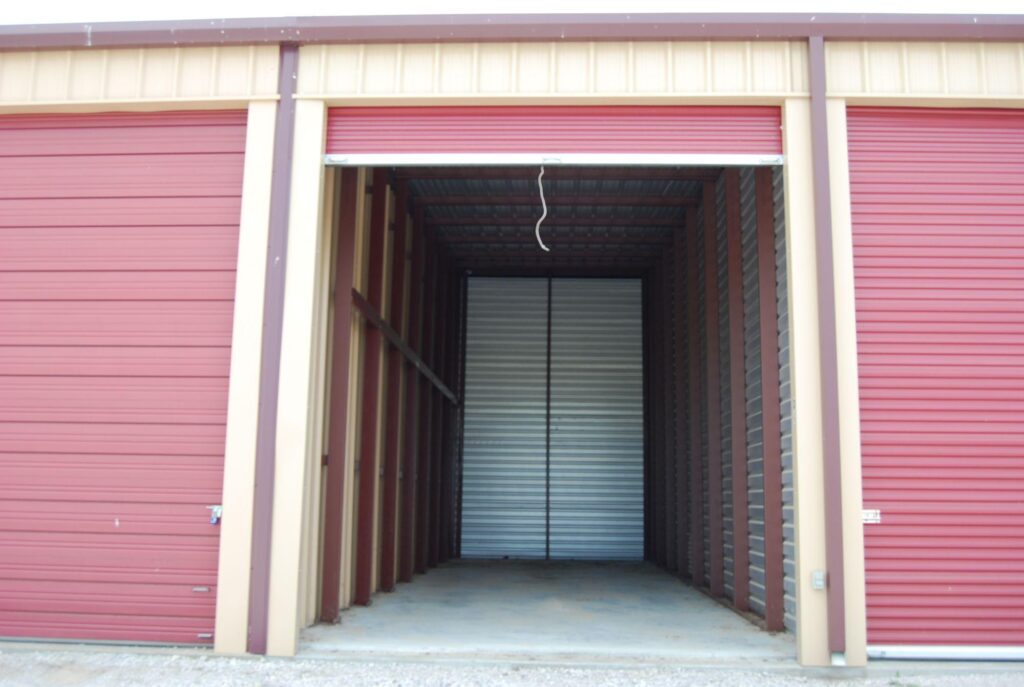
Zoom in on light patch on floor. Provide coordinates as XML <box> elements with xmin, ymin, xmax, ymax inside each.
<box><xmin>300</xmin><ymin>560</ymin><xmax>795</xmax><ymax>663</ymax></box>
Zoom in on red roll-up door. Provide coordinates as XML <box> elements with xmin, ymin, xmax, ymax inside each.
<box><xmin>849</xmin><ymin>107</ymin><xmax>1024</xmax><ymax>648</ymax></box>
<box><xmin>326</xmin><ymin>106</ymin><xmax>782</xmax><ymax>155</ymax></box>
<box><xmin>0</xmin><ymin>110</ymin><xmax>246</xmax><ymax>644</ymax></box>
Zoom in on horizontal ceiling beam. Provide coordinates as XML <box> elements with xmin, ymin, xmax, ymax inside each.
<box><xmin>415</xmin><ymin>194</ymin><xmax>696</xmax><ymax>207</ymax></box>
<box><xmin>398</xmin><ymin>167</ymin><xmax>720</xmax><ymax>181</ymax></box>
<box><xmin>445</xmin><ymin>246</ymin><xmax>666</xmax><ymax>257</ymax></box>
<box><xmin>436</xmin><ymin>233</ymin><xmax>673</xmax><ymax>245</ymax></box>
<box><xmin>427</xmin><ymin>217</ymin><xmax>681</xmax><ymax>227</ymax></box>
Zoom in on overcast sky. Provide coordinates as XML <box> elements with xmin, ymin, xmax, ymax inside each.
<box><xmin>1</xmin><ymin>0</ymin><xmax>1021</xmax><ymax>25</ymax></box>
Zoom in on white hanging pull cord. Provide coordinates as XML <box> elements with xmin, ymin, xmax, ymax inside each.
<box><xmin>534</xmin><ymin>165</ymin><xmax>550</xmax><ymax>252</ymax></box>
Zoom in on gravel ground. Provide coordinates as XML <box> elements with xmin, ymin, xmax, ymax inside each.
<box><xmin>3</xmin><ymin>648</ymin><xmax>1024</xmax><ymax>687</ymax></box>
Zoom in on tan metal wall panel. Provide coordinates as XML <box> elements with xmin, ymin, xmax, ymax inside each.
<box><xmin>298</xmin><ymin>41</ymin><xmax>809</xmax><ymax>101</ymax></box>
<box><xmin>827</xmin><ymin>41</ymin><xmax>1024</xmax><ymax>102</ymax></box>
<box><xmin>0</xmin><ymin>46</ymin><xmax>279</xmax><ymax>109</ymax></box>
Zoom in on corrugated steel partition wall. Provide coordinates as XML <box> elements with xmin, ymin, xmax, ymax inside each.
<box><xmin>461</xmin><ymin>277</ymin><xmax>645</xmax><ymax>560</ymax></box>
<box><xmin>0</xmin><ymin>110</ymin><xmax>247</xmax><ymax>644</ymax></box>
<box><xmin>551</xmin><ymin>279</ymin><xmax>645</xmax><ymax>560</ymax></box>
<box><xmin>659</xmin><ymin>166</ymin><xmax>791</xmax><ymax>632</ymax></box>
<box><xmin>461</xmin><ymin>279</ymin><xmax>549</xmax><ymax>558</ymax></box>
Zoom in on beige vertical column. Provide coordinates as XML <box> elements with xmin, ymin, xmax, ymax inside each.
<box><xmin>781</xmin><ymin>97</ymin><xmax>830</xmax><ymax>668</ymax></box>
<box><xmin>266</xmin><ymin>98</ymin><xmax>329</xmax><ymax>657</ymax></box>
<box><xmin>826</xmin><ymin>97</ymin><xmax>868</xmax><ymax>667</ymax></box>
<box><xmin>213</xmin><ymin>100</ymin><xmax>277</xmax><ymax>655</ymax></box>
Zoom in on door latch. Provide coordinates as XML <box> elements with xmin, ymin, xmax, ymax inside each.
<box><xmin>207</xmin><ymin>505</ymin><xmax>223</xmax><ymax>525</ymax></box>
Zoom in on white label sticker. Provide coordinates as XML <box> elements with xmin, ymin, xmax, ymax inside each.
<box><xmin>863</xmin><ymin>509</ymin><xmax>882</xmax><ymax>524</ymax></box>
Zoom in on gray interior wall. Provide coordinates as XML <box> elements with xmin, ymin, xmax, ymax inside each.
<box><xmin>550</xmin><ymin>278</ymin><xmax>645</xmax><ymax>560</ymax></box>
<box><xmin>716</xmin><ymin>175</ymin><xmax>734</xmax><ymax>600</ymax></box>
<box><xmin>774</xmin><ymin>166</ymin><xmax>797</xmax><ymax>633</ymax></box>
<box><xmin>461</xmin><ymin>278</ymin><xmax>549</xmax><ymax>558</ymax></box>
<box><xmin>461</xmin><ymin>277</ymin><xmax>644</xmax><ymax>561</ymax></box>
<box><xmin>740</xmin><ymin>167</ymin><xmax>768</xmax><ymax>617</ymax></box>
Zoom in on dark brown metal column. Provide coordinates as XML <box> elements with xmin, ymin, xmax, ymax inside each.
<box><xmin>641</xmin><ymin>277</ymin><xmax>653</xmax><ymax>562</ymax></box>
<box><xmin>353</xmin><ymin>169</ymin><xmax>389</xmax><ymax>606</ymax></box>
<box><xmin>703</xmin><ymin>181</ymin><xmax>725</xmax><ymax>598</ymax></box>
<box><xmin>756</xmin><ymin>167</ymin><xmax>786</xmax><ymax>631</ymax></box>
<box><xmin>380</xmin><ymin>179</ymin><xmax>409</xmax><ymax>593</ymax></box>
<box><xmin>725</xmin><ymin>169</ymin><xmax>750</xmax><ymax>612</ymax></box>
<box><xmin>661</xmin><ymin>255</ymin><xmax>679</xmax><ymax>574</ymax></box>
<box><xmin>650</xmin><ymin>264</ymin><xmax>665</xmax><ymax>568</ymax></box>
<box><xmin>415</xmin><ymin>241</ymin><xmax>437</xmax><ymax>574</ymax></box>
<box><xmin>319</xmin><ymin>168</ymin><xmax>360</xmax><ymax>621</ymax></box>
<box><xmin>809</xmin><ymin>34</ymin><xmax>847</xmax><ymax>654</ymax></box>
<box><xmin>454</xmin><ymin>275</ymin><xmax>469</xmax><ymax>559</ymax></box>
<box><xmin>398</xmin><ymin>207</ymin><xmax>425</xmax><ymax>584</ymax></box>
<box><xmin>686</xmin><ymin>207</ymin><xmax>705</xmax><ymax>586</ymax></box>
<box><xmin>429</xmin><ymin>255</ymin><xmax>450</xmax><ymax>567</ymax></box>
<box><xmin>439</xmin><ymin>270</ymin><xmax>459</xmax><ymax>563</ymax></box>
<box><xmin>247</xmin><ymin>42</ymin><xmax>298</xmax><ymax>654</ymax></box>
<box><xmin>672</xmin><ymin>221</ymin><xmax>689</xmax><ymax>576</ymax></box>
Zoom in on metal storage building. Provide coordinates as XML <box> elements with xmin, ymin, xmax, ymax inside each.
<box><xmin>0</xmin><ymin>12</ymin><xmax>1022</xmax><ymax>668</ymax></box>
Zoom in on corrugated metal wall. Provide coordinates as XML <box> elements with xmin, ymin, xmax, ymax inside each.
<box><xmin>461</xmin><ymin>277</ymin><xmax>644</xmax><ymax>560</ymax></box>
<box><xmin>550</xmin><ymin>279</ymin><xmax>644</xmax><ymax>560</ymax></box>
<box><xmin>0</xmin><ymin>110</ymin><xmax>246</xmax><ymax>644</ymax></box>
<box><xmin>740</xmin><ymin>167</ymin><xmax>768</xmax><ymax>617</ymax></box>
<box><xmin>461</xmin><ymin>278</ymin><xmax>548</xmax><ymax>558</ymax></box>
<box><xmin>774</xmin><ymin>166</ymin><xmax>797</xmax><ymax>634</ymax></box>
<box><xmin>697</xmin><ymin>204</ymin><xmax>711</xmax><ymax>586</ymax></box>
<box><xmin>716</xmin><ymin>175</ymin><xmax>735</xmax><ymax>600</ymax></box>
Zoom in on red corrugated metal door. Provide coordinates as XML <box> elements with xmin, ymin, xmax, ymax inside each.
<box><xmin>849</xmin><ymin>107</ymin><xmax>1024</xmax><ymax>649</ymax></box>
<box><xmin>0</xmin><ymin>110</ymin><xmax>246</xmax><ymax>644</ymax></box>
<box><xmin>326</xmin><ymin>106</ymin><xmax>782</xmax><ymax>155</ymax></box>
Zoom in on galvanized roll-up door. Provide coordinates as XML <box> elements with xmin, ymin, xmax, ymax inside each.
<box><xmin>461</xmin><ymin>277</ymin><xmax>644</xmax><ymax>560</ymax></box>
<box><xmin>849</xmin><ymin>107</ymin><xmax>1024</xmax><ymax>654</ymax></box>
<box><xmin>461</xmin><ymin>278</ymin><xmax>549</xmax><ymax>558</ymax></box>
<box><xmin>0</xmin><ymin>110</ymin><xmax>246</xmax><ymax>644</ymax></box>
<box><xmin>550</xmin><ymin>279</ymin><xmax>644</xmax><ymax>560</ymax></box>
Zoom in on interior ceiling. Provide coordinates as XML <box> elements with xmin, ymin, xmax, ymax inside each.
<box><xmin>398</xmin><ymin>166</ymin><xmax>718</xmax><ymax>271</ymax></box>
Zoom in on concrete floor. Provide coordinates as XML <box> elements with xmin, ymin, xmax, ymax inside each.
<box><xmin>300</xmin><ymin>560</ymin><xmax>795</xmax><ymax>664</ymax></box>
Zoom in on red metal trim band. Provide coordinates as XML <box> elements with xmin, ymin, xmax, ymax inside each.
<box><xmin>3</xmin><ymin>14</ymin><xmax>1023</xmax><ymax>51</ymax></box>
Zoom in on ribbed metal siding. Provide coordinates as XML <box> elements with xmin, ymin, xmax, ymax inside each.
<box><xmin>461</xmin><ymin>278</ymin><xmax>548</xmax><ymax>558</ymax></box>
<box><xmin>716</xmin><ymin>175</ymin><xmax>735</xmax><ymax>599</ymax></box>
<box><xmin>326</xmin><ymin>106</ymin><xmax>783</xmax><ymax>155</ymax></box>
<box><xmin>774</xmin><ymin>166</ymin><xmax>797</xmax><ymax>634</ymax></box>
<box><xmin>0</xmin><ymin>110</ymin><xmax>245</xmax><ymax>644</ymax></box>
<box><xmin>849</xmin><ymin>107</ymin><xmax>1024</xmax><ymax>646</ymax></box>
<box><xmin>697</xmin><ymin>205</ymin><xmax>712</xmax><ymax>586</ymax></box>
<box><xmin>740</xmin><ymin>167</ymin><xmax>768</xmax><ymax>616</ymax></box>
<box><xmin>550</xmin><ymin>279</ymin><xmax>644</xmax><ymax>560</ymax></box>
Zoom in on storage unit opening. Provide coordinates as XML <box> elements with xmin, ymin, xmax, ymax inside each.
<box><xmin>308</xmin><ymin>162</ymin><xmax>797</xmax><ymax>656</ymax></box>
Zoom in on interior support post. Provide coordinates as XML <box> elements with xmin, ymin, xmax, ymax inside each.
<box><xmin>756</xmin><ymin>167</ymin><xmax>786</xmax><ymax>631</ymax></box>
<box><xmin>353</xmin><ymin>169</ymin><xmax>390</xmax><ymax>606</ymax></box>
<box><xmin>686</xmin><ymin>207</ymin><xmax>705</xmax><ymax>587</ymax></box>
<box><xmin>319</xmin><ymin>168</ymin><xmax>360</xmax><ymax>620</ymax></box>
<box><xmin>398</xmin><ymin>206</ymin><xmax>425</xmax><ymax>584</ymax></box>
<box><xmin>725</xmin><ymin>169</ymin><xmax>750</xmax><ymax>612</ymax></box>
<box><xmin>671</xmin><ymin>217</ymin><xmax>689</xmax><ymax>577</ymax></box>
<box><xmin>380</xmin><ymin>179</ymin><xmax>409</xmax><ymax>593</ymax></box>
<box><xmin>703</xmin><ymin>181</ymin><xmax>726</xmax><ymax>599</ymax></box>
